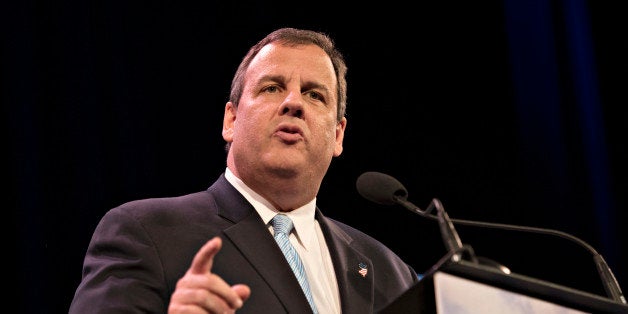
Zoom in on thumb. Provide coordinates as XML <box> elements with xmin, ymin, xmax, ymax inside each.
<box><xmin>232</xmin><ymin>284</ymin><xmax>251</xmax><ymax>303</ymax></box>
<box><xmin>189</xmin><ymin>236</ymin><xmax>222</xmax><ymax>274</ymax></box>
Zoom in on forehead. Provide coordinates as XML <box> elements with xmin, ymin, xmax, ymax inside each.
<box><xmin>247</xmin><ymin>43</ymin><xmax>337</xmax><ymax>88</ymax></box>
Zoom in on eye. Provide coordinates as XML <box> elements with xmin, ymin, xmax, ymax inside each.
<box><xmin>306</xmin><ymin>91</ymin><xmax>324</xmax><ymax>102</ymax></box>
<box><xmin>263</xmin><ymin>85</ymin><xmax>280</xmax><ymax>93</ymax></box>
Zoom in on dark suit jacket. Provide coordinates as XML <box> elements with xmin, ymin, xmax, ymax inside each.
<box><xmin>69</xmin><ymin>173</ymin><xmax>419</xmax><ymax>313</ymax></box>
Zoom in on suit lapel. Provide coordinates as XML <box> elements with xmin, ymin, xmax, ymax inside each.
<box><xmin>209</xmin><ymin>175</ymin><xmax>373</xmax><ymax>313</ymax></box>
<box><xmin>224</xmin><ymin>214</ymin><xmax>313</xmax><ymax>313</ymax></box>
<box><xmin>210</xmin><ymin>175</ymin><xmax>313</xmax><ymax>313</ymax></box>
<box><xmin>317</xmin><ymin>210</ymin><xmax>374</xmax><ymax>314</ymax></box>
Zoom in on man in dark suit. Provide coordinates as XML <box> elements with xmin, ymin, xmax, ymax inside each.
<box><xmin>70</xmin><ymin>27</ymin><xmax>418</xmax><ymax>314</ymax></box>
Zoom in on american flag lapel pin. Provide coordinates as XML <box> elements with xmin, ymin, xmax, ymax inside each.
<box><xmin>358</xmin><ymin>262</ymin><xmax>368</xmax><ymax>278</ymax></box>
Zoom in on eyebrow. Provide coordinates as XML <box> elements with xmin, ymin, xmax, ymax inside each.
<box><xmin>258</xmin><ymin>74</ymin><xmax>332</xmax><ymax>95</ymax></box>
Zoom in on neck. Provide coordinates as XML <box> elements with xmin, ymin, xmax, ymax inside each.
<box><xmin>228</xmin><ymin>165</ymin><xmax>320</xmax><ymax>212</ymax></box>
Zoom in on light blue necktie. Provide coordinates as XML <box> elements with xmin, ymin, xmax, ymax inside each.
<box><xmin>271</xmin><ymin>214</ymin><xmax>318</xmax><ymax>313</ymax></box>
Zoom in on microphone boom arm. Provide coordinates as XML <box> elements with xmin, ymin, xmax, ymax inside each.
<box><xmin>393</xmin><ymin>194</ymin><xmax>626</xmax><ymax>304</ymax></box>
<box><xmin>356</xmin><ymin>171</ymin><xmax>626</xmax><ymax>304</ymax></box>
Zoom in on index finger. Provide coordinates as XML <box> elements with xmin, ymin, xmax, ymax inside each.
<box><xmin>189</xmin><ymin>236</ymin><xmax>222</xmax><ymax>275</ymax></box>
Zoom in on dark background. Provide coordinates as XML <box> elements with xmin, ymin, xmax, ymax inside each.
<box><xmin>5</xmin><ymin>1</ymin><xmax>627</xmax><ymax>313</ymax></box>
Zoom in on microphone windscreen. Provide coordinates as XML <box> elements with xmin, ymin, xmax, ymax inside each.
<box><xmin>356</xmin><ymin>171</ymin><xmax>408</xmax><ymax>205</ymax></box>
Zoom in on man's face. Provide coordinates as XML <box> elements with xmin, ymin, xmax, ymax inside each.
<box><xmin>223</xmin><ymin>43</ymin><xmax>346</xmax><ymax>181</ymax></box>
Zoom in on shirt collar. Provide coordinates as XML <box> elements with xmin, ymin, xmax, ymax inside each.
<box><xmin>225</xmin><ymin>167</ymin><xmax>317</xmax><ymax>250</ymax></box>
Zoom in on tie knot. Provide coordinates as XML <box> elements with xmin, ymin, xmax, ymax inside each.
<box><xmin>271</xmin><ymin>214</ymin><xmax>293</xmax><ymax>235</ymax></box>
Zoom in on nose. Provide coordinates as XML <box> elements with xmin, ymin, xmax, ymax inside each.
<box><xmin>279</xmin><ymin>91</ymin><xmax>304</xmax><ymax>118</ymax></box>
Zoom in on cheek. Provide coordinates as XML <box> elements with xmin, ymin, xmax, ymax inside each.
<box><xmin>318</xmin><ymin>120</ymin><xmax>340</xmax><ymax>145</ymax></box>
<box><xmin>234</xmin><ymin>107</ymin><xmax>260</xmax><ymax>131</ymax></box>
<box><xmin>233</xmin><ymin>108</ymin><xmax>270</xmax><ymax>142</ymax></box>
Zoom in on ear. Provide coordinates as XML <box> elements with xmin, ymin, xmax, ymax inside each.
<box><xmin>333</xmin><ymin>117</ymin><xmax>347</xmax><ymax>157</ymax></box>
<box><xmin>222</xmin><ymin>102</ymin><xmax>236</xmax><ymax>142</ymax></box>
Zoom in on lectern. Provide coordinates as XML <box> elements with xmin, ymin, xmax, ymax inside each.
<box><xmin>378</xmin><ymin>259</ymin><xmax>628</xmax><ymax>313</ymax></box>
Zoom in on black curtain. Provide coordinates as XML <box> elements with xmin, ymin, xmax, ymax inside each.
<box><xmin>5</xmin><ymin>1</ymin><xmax>626</xmax><ymax>313</ymax></box>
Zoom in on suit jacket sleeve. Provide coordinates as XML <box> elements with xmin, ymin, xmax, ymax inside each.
<box><xmin>68</xmin><ymin>189</ymin><xmax>223</xmax><ymax>313</ymax></box>
<box><xmin>69</xmin><ymin>204</ymin><xmax>172</xmax><ymax>313</ymax></box>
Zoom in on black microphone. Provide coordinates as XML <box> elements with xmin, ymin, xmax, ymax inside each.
<box><xmin>356</xmin><ymin>171</ymin><xmax>627</xmax><ymax>305</ymax></box>
<box><xmin>356</xmin><ymin>171</ymin><xmax>468</xmax><ymax>262</ymax></box>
